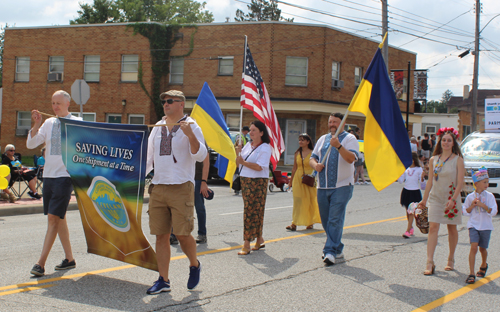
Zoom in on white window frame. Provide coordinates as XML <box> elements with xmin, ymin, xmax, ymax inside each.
<box><xmin>226</xmin><ymin>113</ymin><xmax>240</xmax><ymax>131</ymax></box>
<box><xmin>128</xmin><ymin>114</ymin><xmax>145</xmax><ymax>125</ymax></box>
<box><xmin>49</xmin><ymin>56</ymin><xmax>64</xmax><ymax>73</ymax></box>
<box><xmin>332</xmin><ymin>61</ymin><xmax>340</xmax><ymax>80</ymax></box>
<box><xmin>344</xmin><ymin>124</ymin><xmax>357</xmax><ymax>131</ymax></box>
<box><xmin>354</xmin><ymin>66</ymin><xmax>363</xmax><ymax>87</ymax></box>
<box><xmin>425</xmin><ymin>125</ymin><xmax>437</xmax><ymax>134</ymax></box>
<box><xmin>17</xmin><ymin>111</ymin><xmax>32</xmax><ymax>129</ymax></box>
<box><xmin>71</xmin><ymin>112</ymin><xmax>96</xmax><ymax>122</ymax></box>
<box><xmin>170</xmin><ymin>57</ymin><xmax>184</xmax><ymax>84</ymax></box>
<box><xmin>84</xmin><ymin>55</ymin><xmax>100</xmax><ymax>82</ymax></box>
<box><xmin>15</xmin><ymin>57</ymin><xmax>30</xmax><ymax>82</ymax></box>
<box><xmin>107</xmin><ymin>114</ymin><xmax>122</xmax><ymax>124</ymax></box>
<box><xmin>121</xmin><ymin>55</ymin><xmax>139</xmax><ymax>82</ymax></box>
<box><xmin>218</xmin><ymin>56</ymin><xmax>234</xmax><ymax>76</ymax></box>
<box><xmin>285</xmin><ymin>56</ymin><xmax>308</xmax><ymax>86</ymax></box>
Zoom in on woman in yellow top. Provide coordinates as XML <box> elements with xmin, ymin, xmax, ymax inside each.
<box><xmin>286</xmin><ymin>133</ymin><xmax>321</xmax><ymax>231</ymax></box>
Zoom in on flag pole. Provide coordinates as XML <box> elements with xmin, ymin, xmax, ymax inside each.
<box><xmin>239</xmin><ymin>35</ymin><xmax>248</xmax><ymax>149</ymax></box>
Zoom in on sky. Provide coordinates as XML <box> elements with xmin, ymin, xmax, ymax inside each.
<box><xmin>1</xmin><ymin>0</ymin><xmax>500</xmax><ymax>102</ymax></box>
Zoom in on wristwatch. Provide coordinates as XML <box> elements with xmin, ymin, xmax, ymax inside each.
<box><xmin>337</xmin><ymin>145</ymin><xmax>343</xmax><ymax>151</ymax></box>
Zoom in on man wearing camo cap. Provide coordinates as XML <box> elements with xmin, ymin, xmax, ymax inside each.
<box><xmin>145</xmin><ymin>90</ymin><xmax>207</xmax><ymax>294</ymax></box>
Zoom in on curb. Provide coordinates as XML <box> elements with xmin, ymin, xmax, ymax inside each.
<box><xmin>0</xmin><ymin>197</ymin><xmax>150</xmax><ymax>218</ymax></box>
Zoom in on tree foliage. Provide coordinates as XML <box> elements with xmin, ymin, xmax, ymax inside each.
<box><xmin>424</xmin><ymin>89</ymin><xmax>454</xmax><ymax>113</ymax></box>
<box><xmin>0</xmin><ymin>24</ymin><xmax>9</xmax><ymax>88</ymax></box>
<box><xmin>70</xmin><ymin>0</ymin><xmax>214</xmax><ymax>24</ymax></box>
<box><xmin>235</xmin><ymin>0</ymin><xmax>293</xmax><ymax>22</ymax></box>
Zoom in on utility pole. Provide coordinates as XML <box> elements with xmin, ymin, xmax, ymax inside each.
<box><xmin>381</xmin><ymin>0</ymin><xmax>389</xmax><ymax>69</ymax></box>
<box><xmin>471</xmin><ymin>0</ymin><xmax>481</xmax><ymax>132</ymax></box>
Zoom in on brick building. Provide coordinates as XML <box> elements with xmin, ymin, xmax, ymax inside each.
<box><xmin>1</xmin><ymin>21</ymin><xmax>419</xmax><ymax>164</ymax></box>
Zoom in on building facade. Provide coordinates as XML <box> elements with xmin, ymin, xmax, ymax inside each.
<box><xmin>2</xmin><ymin>22</ymin><xmax>418</xmax><ymax>164</ymax></box>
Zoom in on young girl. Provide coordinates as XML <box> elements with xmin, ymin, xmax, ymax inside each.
<box><xmin>418</xmin><ymin>127</ymin><xmax>464</xmax><ymax>275</ymax></box>
<box><xmin>462</xmin><ymin>167</ymin><xmax>498</xmax><ymax>284</ymax></box>
<box><xmin>398</xmin><ymin>152</ymin><xmax>424</xmax><ymax>238</ymax></box>
<box><xmin>286</xmin><ymin>133</ymin><xmax>321</xmax><ymax>231</ymax></box>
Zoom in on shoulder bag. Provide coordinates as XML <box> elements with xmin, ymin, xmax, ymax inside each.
<box><xmin>231</xmin><ymin>144</ymin><xmax>261</xmax><ymax>192</ymax></box>
<box><xmin>300</xmin><ymin>150</ymin><xmax>316</xmax><ymax>187</ymax></box>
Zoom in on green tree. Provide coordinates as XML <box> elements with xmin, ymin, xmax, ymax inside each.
<box><xmin>0</xmin><ymin>24</ymin><xmax>9</xmax><ymax>88</ymax></box>
<box><xmin>425</xmin><ymin>90</ymin><xmax>453</xmax><ymax>113</ymax></box>
<box><xmin>70</xmin><ymin>0</ymin><xmax>214</xmax><ymax>24</ymax></box>
<box><xmin>235</xmin><ymin>0</ymin><xmax>293</xmax><ymax>22</ymax></box>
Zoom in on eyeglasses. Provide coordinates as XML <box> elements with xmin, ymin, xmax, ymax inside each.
<box><xmin>8</xmin><ymin>150</ymin><xmax>15</xmax><ymax>152</ymax></box>
<box><xmin>161</xmin><ymin>99</ymin><xmax>183</xmax><ymax>105</ymax></box>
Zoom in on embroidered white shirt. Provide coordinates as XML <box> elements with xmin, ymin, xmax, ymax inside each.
<box><xmin>398</xmin><ymin>167</ymin><xmax>423</xmax><ymax>190</ymax></box>
<box><xmin>146</xmin><ymin>116</ymin><xmax>207</xmax><ymax>185</ymax></box>
<box><xmin>462</xmin><ymin>190</ymin><xmax>498</xmax><ymax>230</ymax></box>
<box><xmin>26</xmin><ymin>115</ymin><xmax>82</xmax><ymax>178</ymax></box>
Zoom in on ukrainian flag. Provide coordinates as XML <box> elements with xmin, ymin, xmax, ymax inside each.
<box><xmin>191</xmin><ymin>82</ymin><xmax>237</xmax><ymax>185</ymax></box>
<box><xmin>348</xmin><ymin>39</ymin><xmax>412</xmax><ymax>191</ymax></box>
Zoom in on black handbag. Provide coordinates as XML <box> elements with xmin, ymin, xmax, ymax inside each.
<box><xmin>300</xmin><ymin>150</ymin><xmax>316</xmax><ymax>187</ymax></box>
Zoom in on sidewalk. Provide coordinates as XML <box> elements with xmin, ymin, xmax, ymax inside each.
<box><xmin>0</xmin><ymin>184</ymin><xmax>150</xmax><ymax>217</ymax></box>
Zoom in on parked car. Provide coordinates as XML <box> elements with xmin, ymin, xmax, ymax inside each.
<box><xmin>208</xmin><ymin>131</ymin><xmax>241</xmax><ymax>180</ymax></box>
<box><xmin>460</xmin><ymin>131</ymin><xmax>500</xmax><ymax>202</ymax></box>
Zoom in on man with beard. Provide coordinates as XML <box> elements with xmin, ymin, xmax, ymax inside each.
<box><xmin>310</xmin><ymin>112</ymin><xmax>359</xmax><ymax>265</ymax></box>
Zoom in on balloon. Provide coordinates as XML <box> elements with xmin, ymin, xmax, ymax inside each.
<box><xmin>0</xmin><ymin>165</ymin><xmax>10</xmax><ymax>178</ymax></box>
<box><xmin>0</xmin><ymin>178</ymin><xmax>8</xmax><ymax>189</ymax></box>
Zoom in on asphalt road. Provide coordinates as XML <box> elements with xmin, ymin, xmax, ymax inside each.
<box><xmin>0</xmin><ymin>182</ymin><xmax>499</xmax><ymax>312</ymax></box>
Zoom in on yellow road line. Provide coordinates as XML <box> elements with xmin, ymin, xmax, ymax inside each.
<box><xmin>0</xmin><ymin>284</ymin><xmax>55</xmax><ymax>296</ymax></box>
<box><xmin>0</xmin><ymin>215</ymin><xmax>406</xmax><ymax>294</ymax></box>
<box><xmin>412</xmin><ymin>270</ymin><xmax>500</xmax><ymax>312</ymax></box>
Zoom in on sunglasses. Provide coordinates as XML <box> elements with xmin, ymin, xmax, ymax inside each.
<box><xmin>8</xmin><ymin>150</ymin><xmax>15</xmax><ymax>152</ymax></box>
<box><xmin>161</xmin><ymin>99</ymin><xmax>183</xmax><ymax>105</ymax></box>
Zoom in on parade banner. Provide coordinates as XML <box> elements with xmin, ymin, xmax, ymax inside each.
<box><xmin>485</xmin><ymin>98</ymin><xmax>500</xmax><ymax>133</ymax></box>
<box><xmin>60</xmin><ymin>118</ymin><xmax>157</xmax><ymax>271</ymax></box>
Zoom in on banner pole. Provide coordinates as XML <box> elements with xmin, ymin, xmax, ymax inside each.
<box><xmin>238</xmin><ymin>35</ymin><xmax>248</xmax><ymax>152</ymax></box>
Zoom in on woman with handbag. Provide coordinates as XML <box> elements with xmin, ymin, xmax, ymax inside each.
<box><xmin>235</xmin><ymin>121</ymin><xmax>272</xmax><ymax>255</ymax></box>
<box><xmin>418</xmin><ymin>128</ymin><xmax>464</xmax><ymax>275</ymax></box>
<box><xmin>286</xmin><ymin>133</ymin><xmax>321</xmax><ymax>231</ymax></box>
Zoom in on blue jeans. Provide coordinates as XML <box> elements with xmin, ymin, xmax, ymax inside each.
<box><xmin>317</xmin><ymin>185</ymin><xmax>353</xmax><ymax>256</ymax></box>
<box><xmin>194</xmin><ymin>180</ymin><xmax>207</xmax><ymax>236</ymax></box>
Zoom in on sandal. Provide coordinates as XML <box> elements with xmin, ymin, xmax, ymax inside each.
<box><xmin>252</xmin><ymin>242</ymin><xmax>265</xmax><ymax>251</ymax></box>
<box><xmin>444</xmin><ymin>258</ymin><xmax>454</xmax><ymax>271</ymax></box>
<box><xmin>466</xmin><ymin>274</ymin><xmax>476</xmax><ymax>284</ymax></box>
<box><xmin>237</xmin><ymin>247</ymin><xmax>250</xmax><ymax>255</ymax></box>
<box><xmin>424</xmin><ymin>260</ymin><xmax>435</xmax><ymax>276</ymax></box>
<box><xmin>306</xmin><ymin>225</ymin><xmax>313</xmax><ymax>230</ymax></box>
<box><xmin>476</xmin><ymin>264</ymin><xmax>488</xmax><ymax>277</ymax></box>
<box><xmin>285</xmin><ymin>224</ymin><xmax>296</xmax><ymax>231</ymax></box>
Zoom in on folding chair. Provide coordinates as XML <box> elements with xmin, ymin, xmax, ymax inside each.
<box><xmin>33</xmin><ymin>155</ymin><xmax>44</xmax><ymax>194</ymax></box>
<box><xmin>6</xmin><ymin>153</ymin><xmax>31</xmax><ymax>198</ymax></box>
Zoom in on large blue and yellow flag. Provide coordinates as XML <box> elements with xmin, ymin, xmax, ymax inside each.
<box><xmin>191</xmin><ymin>82</ymin><xmax>237</xmax><ymax>185</ymax></box>
<box><xmin>348</xmin><ymin>38</ymin><xmax>412</xmax><ymax>191</ymax></box>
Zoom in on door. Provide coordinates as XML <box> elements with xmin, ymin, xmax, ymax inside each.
<box><xmin>285</xmin><ymin>120</ymin><xmax>306</xmax><ymax>165</ymax></box>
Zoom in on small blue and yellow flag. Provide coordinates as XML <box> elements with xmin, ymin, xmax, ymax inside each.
<box><xmin>348</xmin><ymin>39</ymin><xmax>412</xmax><ymax>191</ymax></box>
<box><xmin>191</xmin><ymin>82</ymin><xmax>237</xmax><ymax>185</ymax></box>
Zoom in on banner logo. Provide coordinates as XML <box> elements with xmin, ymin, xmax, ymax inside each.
<box><xmin>87</xmin><ymin>176</ymin><xmax>130</xmax><ymax>232</ymax></box>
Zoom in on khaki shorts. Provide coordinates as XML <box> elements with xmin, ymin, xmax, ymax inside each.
<box><xmin>148</xmin><ymin>182</ymin><xmax>195</xmax><ymax>236</ymax></box>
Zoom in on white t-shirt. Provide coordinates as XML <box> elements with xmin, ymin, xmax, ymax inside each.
<box><xmin>26</xmin><ymin>115</ymin><xmax>82</xmax><ymax>178</ymax></box>
<box><xmin>462</xmin><ymin>190</ymin><xmax>498</xmax><ymax>230</ymax></box>
<box><xmin>146</xmin><ymin>116</ymin><xmax>207</xmax><ymax>185</ymax></box>
<box><xmin>239</xmin><ymin>142</ymin><xmax>272</xmax><ymax>179</ymax></box>
<box><xmin>397</xmin><ymin>166</ymin><xmax>423</xmax><ymax>190</ymax></box>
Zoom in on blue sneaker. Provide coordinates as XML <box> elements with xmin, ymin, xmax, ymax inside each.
<box><xmin>187</xmin><ymin>260</ymin><xmax>201</xmax><ymax>290</ymax></box>
<box><xmin>146</xmin><ymin>276</ymin><xmax>171</xmax><ymax>295</ymax></box>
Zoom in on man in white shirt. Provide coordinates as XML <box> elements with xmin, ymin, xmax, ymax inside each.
<box><xmin>27</xmin><ymin>90</ymin><xmax>82</xmax><ymax>277</ymax></box>
<box><xmin>145</xmin><ymin>90</ymin><xmax>207</xmax><ymax>294</ymax></box>
<box><xmin>310</xmin><ymin>113</ymin><xmax>359</xmax><ymax>266</ymax></box>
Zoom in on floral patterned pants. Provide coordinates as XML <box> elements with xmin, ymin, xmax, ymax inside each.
<box><xmin>241</xmin><ymin>177</ymin><xmax>268</xmax><ymax>241</ymax></box>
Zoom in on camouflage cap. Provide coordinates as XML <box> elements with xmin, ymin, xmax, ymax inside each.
<box><xmin>160</xmin><ymin>90</ymin><xmax>185</xmax><ymax>101</ymax></box>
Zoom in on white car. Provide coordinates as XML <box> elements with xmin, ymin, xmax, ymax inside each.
<box><xmin>460</xmin><ymin>131</ymin><xmax>500</xmax><ymax>202</ymax></box>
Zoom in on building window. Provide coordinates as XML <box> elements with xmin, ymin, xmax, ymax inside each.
<box><xmin>463</xmin><ymin>125</ymin><xmax>471</xmax><ymax>137</ymax></box>
<box><xmin>226</xmin><ymin>114</ymin><xmax>240</xmax><ymax>131</ymax></box>
<box><xmin>129</xmin><ymin>114</ymin><xmax>145</xmax><ymax>124</ymax></box>
<box><xmin>285</xmin><ymin>57</ymin><xmax>308</xmax><ymax>86</ymax></box>
<box><xmin>84</xmin><ymin>55</ymin><xmax>100</xmax><ymax>82</ymax></box>
<box><xmin>121</xmin><ymin>55</ymin><xmax>139</xmax><ymax>82</ymax></box>
<box><xmin>49</xmin><ymin>56</ymin><xmax>64</xmax><ymax>73</ymax></box>
<box><xmin>16</xmin><ymin>111</ymin><xmax>32</xmax><ymax>135</ymax></box>
<box><xmin>344</xmin><ymin>124</ymin><xmax>357</xmax><ymax>131</ymax></box>
<box><xmin>332</xmin><ymin>61</ymin><xmax>340</xmax><ymax>80</ymax></box>
<box><xmin>218</xmin><ymin>56</ymin><xmax>234</xmax><ymax>76</ymax></box>
<box><xmin>170</xmin><ymin>58</ymin><xmax>184</xmax><ymax>84</ymax></box>
<box><xmin>71</xmin><ymin>112</ymin><xmax>96</xmax><ymax>122</ymax></box>
<box><xmin>107</xmin><ymin>114</ymin><xmax>122</xmax><ymax>124</ymax></box>
<box><xmin>354</xmin><ymin>66</ymin><xmax>363</xmax><ymax>88</ymax></box>
<box><xmin>15</xmin><ymin>57</ymin><xmax>30</xmax><ymax>82</ymax></box>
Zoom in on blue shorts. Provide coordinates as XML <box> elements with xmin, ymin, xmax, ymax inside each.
<box><xmin>468</xmin><ymin>228</ymin><xmax>492</xmax><ymax>249</ymax></box>
<box><xmin>43</xmin><ymin>177</ymin><xmax>73</xmax><ymax>219</ymax></box>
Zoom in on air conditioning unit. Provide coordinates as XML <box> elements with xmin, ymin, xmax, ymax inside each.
<box><xmin>47</xmin><ymin>72</ymin><xmax>63</xmax><ymax>82</ymax></box>
<box><xmin>15</xmin><ymin>128</ymin><xmax>30</xmax><ymax>136</ymax></box>
<box><xmin>331</xmin><ymin>79</ymin><xmax>344</xmax><ymax>90</ymax></box>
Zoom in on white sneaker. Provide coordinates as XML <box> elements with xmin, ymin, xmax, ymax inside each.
<box><xmin>323</xmin><ymin>254</ymin><xmax>335</xmax><ymax>266</ymax></box>
<box><xmin>336</xmin><ymin>252</ymin><xmax>344</xmax><ymax>259</ymax></box>
<box><xmin>355</xmin><ymin>182</ymin><xmax>360</xmax><ymax>185</ymax></box>
<box><xmin>363</xmin><ymin>181</ymin><xmax>370</xmax><ymax>185</ymax></box>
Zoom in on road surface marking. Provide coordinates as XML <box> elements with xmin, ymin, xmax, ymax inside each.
<box><xmin>219</xmin><ymin>206</ymin><xmax>292</xmax><ymax>215</ymax></box>
<box><xmin>412</xmin><ymin>269</ymin><xmax>500</xmax><ymax>311</ymax></box>
<box><xmin>0</xmin><ymin>284</ymin><xmax>55</xmax><ymax>296</ymax></box>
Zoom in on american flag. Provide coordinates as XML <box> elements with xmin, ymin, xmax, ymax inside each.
<box><xmin>240</xmin><ymin>43</ymin><xmax>285</xmax><ymax>170</ymax></box>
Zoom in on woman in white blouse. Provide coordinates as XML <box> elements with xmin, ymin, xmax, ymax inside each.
<box><xmin>235</xmin><ymin>121</ymin><xmax>272</xmax><ymax>255</ymax></box>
